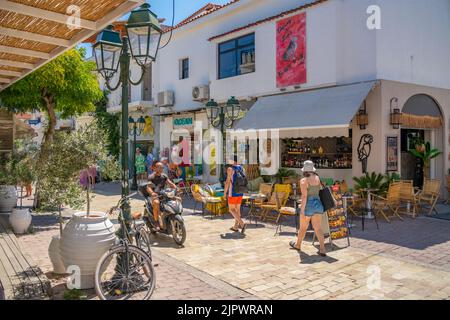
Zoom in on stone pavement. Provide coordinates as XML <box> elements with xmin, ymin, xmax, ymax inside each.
<box><xmin>13</xmin><ymin>182</ymin><xmax>450</xmax><ymax>299</ymax></box>
<box><xmin>15</xmin><ymin>213</ymin><xmax>252</xmax><ymax>300</ymax></box>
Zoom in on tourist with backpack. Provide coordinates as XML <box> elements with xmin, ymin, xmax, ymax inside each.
<box><xmin>224</xmin><ymin>155</ymin><xmax>248</xmax><ymax>234</ymax></box>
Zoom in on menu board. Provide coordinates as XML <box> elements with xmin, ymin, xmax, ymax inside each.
<box><xmin>326</xmin><ymin>189</ymin><xmax>349</xmax><ymax>241</ymax></box>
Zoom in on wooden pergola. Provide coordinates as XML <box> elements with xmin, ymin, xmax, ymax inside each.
<box><xmin>0</xmin><ymin>0</ymin><xmax>144</xmax><ymax>91</ymax></box>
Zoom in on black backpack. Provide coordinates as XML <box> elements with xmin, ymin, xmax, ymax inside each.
<box><xmin>233</xmin><ymin>166</ymin><xmax>248</xmax><ymax>194</ymax></box>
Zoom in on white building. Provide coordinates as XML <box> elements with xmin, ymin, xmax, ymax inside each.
<box><xmin>101</xmin><ymin>0</ymin><xmax>450</xmax><ymax>190</ymax></box>
<box><xmin>148</xmin><ymin>0</ymin><xmax>450</xmax><ymax>191</ymax></box>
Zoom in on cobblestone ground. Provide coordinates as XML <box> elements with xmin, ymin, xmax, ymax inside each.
<box><xmin>16</xmin><ymin>183</ymin><xmax>450</xmax><ymax>300</ymax></box>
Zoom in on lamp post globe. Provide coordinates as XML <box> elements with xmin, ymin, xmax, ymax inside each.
<box><xmin>93</xmin><ymin>25</ymin><xmax>122</xmax><ymax>80</ymax></box>
<box><xmin>126</xmin><ymin>3</ymin><xmax>163</xmax><ymax>67</ymax></box>
<box><xmin>205</xmin><ymin>99</ymin><xmax>219</xmax><ymax>126</ymax></box>
<box><xmin>137</xmin><ymin>115</ymin><xmax>146</xmax><ymax>135</ymax></box>
<box><xmin>226</xmin><ymin>96</ymin><xmax>241</xmax><ymax>121</ymax></box>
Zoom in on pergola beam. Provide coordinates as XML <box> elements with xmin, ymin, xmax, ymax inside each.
<box><xmin>0</xmin><ymin>45</ymin><xmax>50</xmax><ymax>59</ymax></box>
<box><xmin>0</xmin><ymin>27</ymin><xmax>71</xmax><ymax>47</ymax></box>
<box><xmin>0</xmin><ymin>77</ymin><xmax>12</xmax><ymax>84</ymax></box>
<box><xmin>0</xmin><ymin>70</ymin><xmax>22</xmax><ymax>77</ymax></box>
<box><xmin>0</xmin><ymin>0</ymin><xmax>97</xmax><ymax>30</ymax></box>
<box><xmin>0</xmin><ymin>59</ymin><xmax>34</xmax><ymax>69</ymax></box>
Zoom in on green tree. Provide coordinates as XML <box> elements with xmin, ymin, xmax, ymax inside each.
<box><xmin>0</xmin><ymin>47</ymin><xmax>102</xmax><ymax>148</ymax></box>
<box><xmin>36</xmin><ymin>124</ymin><xmax>109</xmax><ymax>235</ymax></box>
<box><xmin>93</xmin><ymin>90</ymin><xmax>121</xmax><ymax>160</ymax></box>
<box><xmin>409</xmin><ymin>142</ymin><xmax>442</xmax><ymax>179</ymax></box>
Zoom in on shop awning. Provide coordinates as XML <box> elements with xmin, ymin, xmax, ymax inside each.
<box><xmin>234</xmin><ymin>81</ymin><xmax>377</xmax><ymax>138</ymax></box>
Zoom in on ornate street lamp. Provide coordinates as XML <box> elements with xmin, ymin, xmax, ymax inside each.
<box><xmin>93</xmin><ymin>3</ymin><xmax>162</xmax><ymax>239</ymax></box>
<box><xmin>93</xmin><ymin>25</ymin><xmax>122</xmax><ymax>80</ymax></box>
<box><xmin>205</xmin><ymin>97</ymin><xmax>242</xmax><ymax>185</ymax></box>
<box><xmin>226</xmin><ymin>96</ymin><xmax>241</xmax><ymax>121</ymax></box>
<box><xmin>128</xmin><ymin>116</ymin><xmax>146</xmax><ymax>190</ymax></box>
<box><xmin>126</xmin><ymin>3</ymin><xmax>162</xmax><ymax>67</ymax></box>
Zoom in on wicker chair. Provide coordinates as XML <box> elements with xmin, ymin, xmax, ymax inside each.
<box><xmin>191</xmin><ymin>184</ymin><xmax>223</xmax><ymax>217</ymax></box>
<box><xmin>260</xmin><ymin>184</ymin><xmax>292</xmax><ymax>222</ymax></box>
<box><xmin>416</xmin><ymin>178</ymin><xmax>441</xmax><ymax>215</ymax></box>
<box><xmin>394</xmin><ymin>180</ymin><xmax>418</xmax><ymax>217</ymax></box>
<box><xmin>371</xmin><ymin>182</ymin><xmax>404</xmax><ymax>222</ymax></box>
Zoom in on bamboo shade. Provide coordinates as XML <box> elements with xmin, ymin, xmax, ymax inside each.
<box><xmin>401</xmin><ymin>113</ymin><xmax>442</xmax><ymax>129</ymax></box>
<box><xmin>0</xmin><ymin>0</ymin><xmax>144</xmax><ymax>91</ymax></box>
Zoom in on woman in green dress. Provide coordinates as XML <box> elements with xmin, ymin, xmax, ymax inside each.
<box><xmin>135</xmin><ymin>148</ymin><xmax>147</xmax><ymax>184</ymax></box>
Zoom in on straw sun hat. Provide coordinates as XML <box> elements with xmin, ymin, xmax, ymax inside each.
<box><xmin>301</xmin><ymin>160</ymin><xmax>317</xmax><ymax>173</ymax></box>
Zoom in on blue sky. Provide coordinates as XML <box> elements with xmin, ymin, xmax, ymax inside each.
<box><xmin>81</xmin><ymin>0</ymin><xmax>231</xmax><ymax>57</ymax></box>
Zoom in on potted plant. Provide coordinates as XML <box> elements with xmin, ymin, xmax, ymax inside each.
<box><xmin>275</xmin><ymin>167</ymin><xmax>297</xmax><ymax>184</ymax></box>
<box><xmin>9</xmin><ymin>156</ymin><xmax>35</xmax><ymax>234</ymax></box>
<box><xmin>0</xmin><ymin>159</ymin><xmax>17</xmax><ymax>213</ymax></box>
<box><xmin>37</xmin><ymin>125</ymin><xmax>115</xmax><ymax>287</ymax></box>
<box><xmin>409</xmin><ymin>142</ymin><xmax>442</xmax><ymax>180</ymax></box>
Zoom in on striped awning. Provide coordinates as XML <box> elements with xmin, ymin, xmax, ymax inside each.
<box><xmin>0</xmin><ymin>0</ymin><xmax>144</xmax><ymax>91</ymax></box>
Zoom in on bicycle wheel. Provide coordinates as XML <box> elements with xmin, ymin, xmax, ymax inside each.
<box><xmin>135</xmin><ymin>227</ymin><xmax>153</xmax><ymax>261</ymax></box>
<box><xmin>95</xmin><ymin>245</ymin><xmax>156</xmax><ymax>300</ymax></box>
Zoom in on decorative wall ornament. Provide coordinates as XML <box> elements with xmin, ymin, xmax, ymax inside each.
<box><xmin>357</xmin><ymin>134</ymin><xmax>374</xmax><ymax>174</ymax></box>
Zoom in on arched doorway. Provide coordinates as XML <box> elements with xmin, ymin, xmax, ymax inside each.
<box><xmin>400</xmin><ymin>94</ymin><xmax>444</xmax><ymax>188</ymax></box>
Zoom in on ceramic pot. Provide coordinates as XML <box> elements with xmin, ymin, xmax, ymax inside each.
<box><xmin>48</xmin><ymin>235</ymin><xmax>67</xmax><ymax>274</ymax></box>
<box><xmin>9</xmin><ymin>208</ymin><xmax>32</xmax><ymax>234</ymax></box>
<box><xmin>0</xmin><ymin>185</ymin><xmax>17</xmax><ymax>213</ymax></box>
<box><xmin>59</xmin><ymin>212</ymin><xmax>115</xmax><ymax>289</ymax></box>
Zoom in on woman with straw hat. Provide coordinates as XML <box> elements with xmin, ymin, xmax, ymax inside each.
<box><xmin>289</xmin><ymin>160</ymin><xmax>327</xmax><ymax>256</ymax></box>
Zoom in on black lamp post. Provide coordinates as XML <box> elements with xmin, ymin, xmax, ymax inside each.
<box><xmin>129</xmin><ymin>115</ymin><xmax>146</xmax><ymax>191</ymax></box>
<box><xmin>205</xmin><ymin>97</ymin><xmax>241</xmax><ymax>185</ymax></box>
<box><xmin>93</xmin><ymin>3</ymin><xmax>162</xmax><ymax>239</ymax></box>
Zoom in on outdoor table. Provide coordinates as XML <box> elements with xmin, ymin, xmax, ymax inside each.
<box><xmin>244</xmin><ymin>193</ymin><xmax>267</xmax><ymax>225</ymax></box>
<box><xmin>359</xmin><ymin>188</ymin><xmax>380</xmax><ymax>231</ymax></box>
<box><xmin>289</xmin><ymin>195</ymin><xmax>301</xmax><ymax>231</ymax></box>
<box><xmin>342</xmin><ymin>194</ymin><xmax>355</xmax><ymax>229</ymax></box>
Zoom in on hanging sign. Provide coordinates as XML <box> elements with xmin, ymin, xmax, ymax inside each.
<box><xmin>173</xmin><ymin>115</ymin><xmax>194</xmax><ymax>129</ymax></box>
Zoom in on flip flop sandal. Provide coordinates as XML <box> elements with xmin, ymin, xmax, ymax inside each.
<box><xmin>240</xmin><ymin>224</ymin><xmax>247</xmax><ymax>234</ymax></box>
<box><xmin>230</xmin><ymin>227</ymin><xmax>239</xmax><ymax>232</ymax></box>
<box><xmin>317</xmin><ymin>251</ymin><xmax>327</xmax><ymax>257</ymax></box>
<box><xmin>289</xmin><ymin>241</ymin><xmax>301</xmax><ymax>251</ymax></box>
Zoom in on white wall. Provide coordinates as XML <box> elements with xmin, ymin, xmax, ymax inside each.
<box><xmin>376</xmin><ymin>0</ymin><xmax>450</xmax><ymax>90</ymax></box>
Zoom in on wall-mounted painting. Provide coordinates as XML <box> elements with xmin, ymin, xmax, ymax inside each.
<box><xmin>276</xmin><ymin>12</ymin><xmax>307</xmax><ymax>88</ymax></box>
<box><xmin>386</xmin><ymin>136</ymin><xmax>399</xmax><ymax>172</ymax></box>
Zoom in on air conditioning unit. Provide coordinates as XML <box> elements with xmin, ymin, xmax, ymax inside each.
<box><xmin>192</xmin><ymin>85</ymin><xmax>210</xmax><ymax>101</ymax></box>
<box><xmin>157</xmin><ymin>91</ymin><xmax>174</xmax><ymax>107</ymax></box>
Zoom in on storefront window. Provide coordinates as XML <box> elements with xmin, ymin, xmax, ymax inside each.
<box><xmin>282</xmin><ymin>137</ymin><xmax>352</xmax><ymax>169</ymax></box>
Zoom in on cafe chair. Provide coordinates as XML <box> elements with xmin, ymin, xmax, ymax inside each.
<box><xmin>252</xmin><ymin>183</ymin><xmax>274</xmax><ymax>219</ymax></box>
<box><xmin>260</xmin><ymin>192</ymin><xmax>289</xmax><ymax>231</ymax></box>
<box><xmin>259</xmin><ymin>184</ymin><xmax>292</xmax><ymax>221</ymax></box>
<box><xmin>395</xmin><ymin>180</ymin><xmax>418</xmax><ymax>217</ymax></box>
<box><xmin>191</xmin><ymin>184</ymin><xmax>223</xmax><ymax>218</ymax></box>
<box><xmin>445</xmin><ymin>175</ymin><xmax>450</xmax><ymax>204</ymax></box>
<box><xmin>275</xmin><ymin>199</ymin><xmax>297</xmax><ymax>236</ymax></box>
<box><xmin>416</xmin><ymin>178</ymin><xmax>441</xmax><ymax>215</ymax></box>
<box><xmin>371</xmin><ymin>182</ymin><xmax>403</xmax><ymax>222</ymax></box>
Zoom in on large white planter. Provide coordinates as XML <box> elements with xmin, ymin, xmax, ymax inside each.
<box><xmin>60</xmin><ymin>211</ymin><xmax>115</xmax><ymax>289</ymax></box>
<box><xmin>9</xmin><ymin>208</ymin><xmax>32</xmax><ymax>234</ymax></box>
<box><xmin>48</xmin><ymin>235</ymin><xmax>66</xmax><ymax>274</ymax></box>
<box><xmin>0</xmin><ymin>185</ymin><xmax>17</xmax><ymax>213</ymax></box>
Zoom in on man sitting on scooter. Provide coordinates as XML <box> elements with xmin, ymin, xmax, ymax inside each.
<box><xmin>146</xmin><ymin>162</ymin><xmax>178</xmax><ymax>230</ymax></box>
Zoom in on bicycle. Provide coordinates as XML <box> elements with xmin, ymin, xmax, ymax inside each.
<box><xmin>94</xmin><ymin>193</ymin><xmax>156</xmax><ymax>300</ymax></box>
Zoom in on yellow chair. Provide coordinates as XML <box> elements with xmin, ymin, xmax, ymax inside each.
<box><xmin>191</xmin><ymin>184</ymin><xmax>224</xmax><ymax>218</ymax></box>
<box><xmin>416</xmin><ymin>178</ymin><xmax>441</xmax><ymax>215</ymax></box>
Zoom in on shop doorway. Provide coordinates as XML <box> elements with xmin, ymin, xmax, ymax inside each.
<box><xmin>400</xmin><ymin>94</ymin><xmax>443</xmax><ymax>189</ymax></box>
